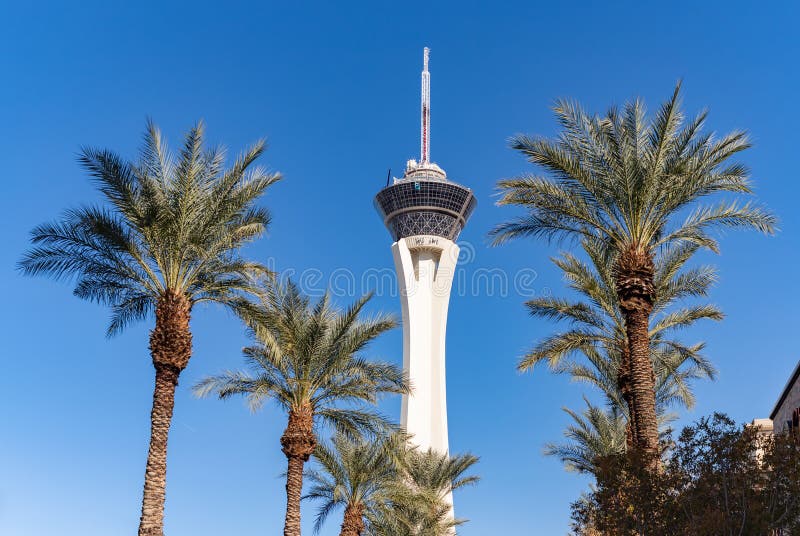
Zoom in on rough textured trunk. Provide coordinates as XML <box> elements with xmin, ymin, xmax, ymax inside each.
<box><xmin>339</xmin><ymin>503</ymin><xmax>365</xmax><ymax>536</ymax></box>
<box><xmin>624</xmin><ymin>422</ymin><xmax>635</xmax><ymax>451</ymax></box>
<box><xmin>624</xmin><ymin>309</ymin><xmax>659</xmax><ymax>455</ymax></box>
<box><xmin>617</xmin><ymin>345</ymin><xmax>636</xmax><ymax>451</ymax></box>
<box><xmin>281</xmin><ymin>404</ymin><xmax>317</xmax><ymax>536</ymax></box>
<box><xmin>614</xmin><ymin>246</ymin><xmax>659</xmax><ymax>458</ymax></box>
<box><xmin>138</xmin><ymin>291</ymin><xmax>192</xmax><ymax>536</ymax></box>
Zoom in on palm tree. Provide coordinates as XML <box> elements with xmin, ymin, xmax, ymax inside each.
<box><xmin>18</xmin><ymin>120</ymin><xmax>280</xmax><ymax>536</ymax></box>
<box><xmin>491</xmin><ymin>84</ymin><xmax>775</xmax><ymax>454</ymax></box>
<box><xmin>522</xmin><ymin>239</ymin><xmax>718</xmax><ymax>447</ymax></box>
<box><xmin>194</xmin><ymin>281</ymin><xmax>409</xmax><ymax>536</ymax></box>
<box><xmin>545</xmin><ymin>399</ymin><xmax>629</xmax><ymax>475</ymax></box>
<box><xmin>305</xmin><ymin>432</ymin><xmax>407</xmax><ymax>536</ymax></box>
<box><xmin>367</xmin><ymin>449</ymin><xmax>479</xmax><ymax>536</ymax></box>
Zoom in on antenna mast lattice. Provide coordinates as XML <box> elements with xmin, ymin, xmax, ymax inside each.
<box><xmin>421</xmin><ymin>47</ymin><xmax>431</xmax><ymax>164</ymax></box>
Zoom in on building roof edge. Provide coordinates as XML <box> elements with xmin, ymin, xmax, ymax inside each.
<box><xmin>770</xmin><ymin>359</ymin><xmax>800</xmax><ymax>420</ymax></box>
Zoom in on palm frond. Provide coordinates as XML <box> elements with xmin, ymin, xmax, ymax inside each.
<box><xmin>20</xmin><ymin>120</ymin><xmax>281</xmax><ymax>335</ymax></box>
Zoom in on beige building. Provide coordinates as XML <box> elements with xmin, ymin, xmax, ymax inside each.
<box><xmin>769</xmin><ymin>360</ymin><xmax>800</xmax><ymax>433</ymax></box>
<box><xmin>751</xmin><ymin>417</ymin><xmax>774</xmax><ymax>436</ymax></box>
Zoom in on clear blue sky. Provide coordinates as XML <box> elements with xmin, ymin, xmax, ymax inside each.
<box><xmin>2</xmin><ymin>1</ymin><xmax>799</xmax><ymax>534</ymax></box>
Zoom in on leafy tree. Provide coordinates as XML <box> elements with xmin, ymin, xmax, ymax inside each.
<box><xmin>572</xmin><ymin>414</ymin><xmax>800</xmax><ymax>535</ymax></box>
<box><xmin>492</xmin><ymin>85</ymin><xmax>775</xmax><ymax>454</ymax></box>
<box><xmin>195</xmin><ymin>281</ymin><xmax>409</xmax><ymax>536</ymax></box>
<box><xmin>19</xmin><ymin>121</ymin><xmax>280</xmax><ymax>536</ymax></box>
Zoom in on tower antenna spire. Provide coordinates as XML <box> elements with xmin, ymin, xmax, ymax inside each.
<box><xmin>421</xmin><ymin>47</ymin><xmax>431</xmax><ymax>164</ymax></box>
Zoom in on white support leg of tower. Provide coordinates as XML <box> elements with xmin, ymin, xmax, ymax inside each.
<box><xmin>392</xmin><ymin>235</ymin><xmax>459</xmax><ymax>512</ymax></box>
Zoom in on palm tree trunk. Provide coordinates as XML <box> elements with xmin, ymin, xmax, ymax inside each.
<box><xmin>284</xmin><ymin>455</ymin><xmax>306</xmax><ymax>536</ymax></box>
<box><xmin>138</xmin><ymin>364</ymin><xmax>180</xmax><ymax>535</ymax></box>
<box><xmin>615</xmin><ymin>247</ymin><xmax>659</xmax><ymax>458</ymax></box>
<box><xmin>138</xmin><ymin>291</ymin><xmax>192</xmax><ymax>536</ymax></box>
<box><xmin>281</xmin><ymin>405</ymin><xmax>317</xmax><ymax>536</ymax></box>
<box><xmin>339</xmin><ymin>503</ymin><xmax>365</xmax><ymax>536</ymax></box>
<box><xmin>617</xmin><ymin>346</ymin><xmax>636</xmax><ymax>450</ymax></box>
<box><xmin>623</xmin><ymin>308</ymin><xmax>659</xmax><ymax>455</ymax></box>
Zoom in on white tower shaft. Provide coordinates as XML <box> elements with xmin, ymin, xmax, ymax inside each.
<box><xmin>393</xmin><ymin>236</ymin><xmax>459</xmax><ymax>522</ymax></box>
<box><xmin>394</xmin><ymin>237</ymin><xmax>458</xmax><ymax>455</ymax></box>
<box><xmin>421</xmin><ymin>47</ymin><xmax>431</xmax><ymax>164</ymax></box>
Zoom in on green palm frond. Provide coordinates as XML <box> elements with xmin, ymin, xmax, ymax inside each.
<box><xmin>519</xmin><ymin>237</ymin><xmax>720</xmax><ymax>475</ymax></box>
<box><xmin>365</xmin><ymin>447</ymin><xmax>479</xmax><ymax>536</ymax></box>
<box><xmin>194</xmin><ymin>279</ymin><xmax>409</xmax><ymax>437</ymax></box>
<box><xmin>404</xmin><ymin>449</ymin><xmax>480</xmax><ymax>494</ymax></box>
<box><xmin>304</xmin><ymin>433</ymin><xmax>406</xmax><ymax>534</ymax></box>
<box><xmin>520</xmin><ymin>237</ymin><xmax>718</xmax><ymax>413</ymax></box>
<box><xmin>19</xmin><ymin>120</ymin><xmax>281</xmax><ymax>335</ymax></box>
<box><xmin>650</xmin><ymin>304</ymin><xmax>723</xmax><ymax>336</ymax></box>
<box><xmin>491</xmin><ymin>83</ymin><xmax>775</xmax><ymax>254</ymax></box>
<box><xmin>304</xmin><ymin>433</ymin><xmax>478</xmax><ymax>536</ymax></box>
<box><xmin>545</xmin><ymin>399</ymin><xmax>627</xmax><ymax>474</ymax></box>
<box><xmin>546</xmin><ymin>398</ymin><xmax>678</xmax><ymax>475</ymax></box>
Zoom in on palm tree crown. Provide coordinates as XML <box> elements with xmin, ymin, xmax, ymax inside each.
<box><xmin>367</xmin><ymin>449</ymin><xmax>479</xmax><ymax>536</ymax></box>
<box><xmin>20</xmin><ymin>119</ymin><xmax>280</xmax><ymax>336</ymax></box>
<box><xmin>195</xmin><ymin>281</ymin><xmax>409</xmax><ymax>436</ymax></box>
<box><xmin>306</xmin><ymin>433</ymin><xmax>479</xmax><ymax>536</ymax></box>
<box><xmin>305</xmin><ymin>433</ymin><xmax>407</xmax><ymax>536</ymax></box>
<box><xmin>545</xmin><ymin>399</ymin><xmax>629</xmax><ymax>475</ymax></box>
<box><xmin>195</xmin><ymin>281</ymin><xmax>409</xmax><ymax>536</ymax></box>
<box><xmin>491</xmin><ymin>84</ymin><xmax>774</xmax><ymax>254</ymax></box>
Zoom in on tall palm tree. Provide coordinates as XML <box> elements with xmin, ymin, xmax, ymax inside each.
<box><xmin>491</xmin><ymin>84</ymin><xmax>775</xmax><ymax>454</ymax></box>
<box><xmin>18</xmin><ymin>121</ymin><xmax>280</xmax><ymax>536</ymax></box>
<box><xmin>367</xmin><ymin>449</ymin><xmax>479</xmax><ymax>536</ymax></box>
<box><xmin>305</xmin><ymin>432</ymin><xmax>407</xmax><ymax>536</ymax></box>
<box><xmin>523</xmin><ymin>239</ymin><xmax>718</xmax><ymax>447</ymax></box>
<box><xmin>194</xmin><ymin>281</ymin><xmax>409</xmax><ymax>536</ymax></box>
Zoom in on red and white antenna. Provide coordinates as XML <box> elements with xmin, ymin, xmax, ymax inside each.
<box><xmin>420</xmin><ymin>47</ymin><xmax>431</xmax><ymax>164</ymax></box>
<box><xmin>402</xmin><ymin>47</ymin><xmax>445</xmax><ymax>181</ymax></box>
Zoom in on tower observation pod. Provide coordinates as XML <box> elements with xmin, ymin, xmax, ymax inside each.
<box><xmin>373</xmin><ymin>48</ymin><xmax>476</xmax><ymax>520</ymax></box>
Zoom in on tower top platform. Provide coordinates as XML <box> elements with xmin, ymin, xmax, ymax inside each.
<box><xmin>374</xmin><ymin>178</ymin><xmax>476</xmax><ymax>242</ymax></box>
